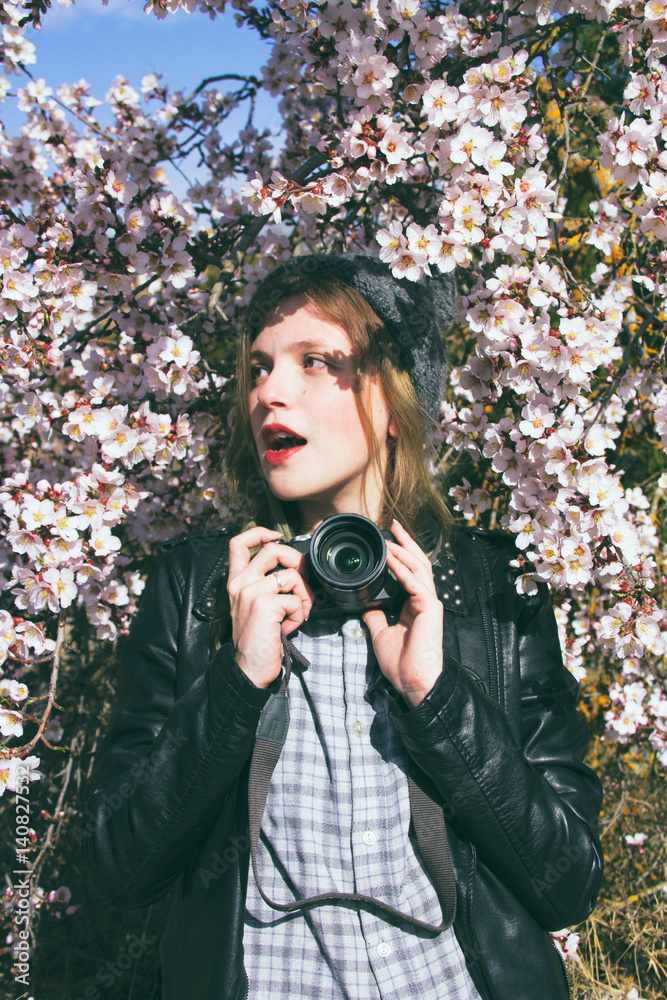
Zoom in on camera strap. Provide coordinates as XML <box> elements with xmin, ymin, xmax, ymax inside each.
<box><xmin>247</xmin><ymin>628</ymin><xmax>457</xmax><ymax>933</ymax></box>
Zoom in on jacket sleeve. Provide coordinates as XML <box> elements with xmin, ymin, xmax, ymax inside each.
<box><xmin>79</xmin><ymin>542</ymin><xmax>279</xmax><ymax>910</ymax></box>
<box><xmin>387</xmin><ymin>561</ymin><xmax>603</xmax><ymax>932</ymax></box>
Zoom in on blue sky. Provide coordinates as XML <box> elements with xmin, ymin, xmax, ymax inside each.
<box><xmin>5</xmin><ymin>0</ymin><xmax>279</xmax><ymax>192</ymax></box>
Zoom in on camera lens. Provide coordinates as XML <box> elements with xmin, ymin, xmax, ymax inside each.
<box><xmin>331</xmin><ymin>546</ymin><xmax>362</xmax><ymax>574</ymax></box>
<box><xmin>296</xmin><ymin>512</ymin><xmax>405</xmax><ymax>618</ymax></box>
<box><xmin>322</xmin><ymin>536</ymin><xmax>372</xmax><ymax>582</ymax></box>
<box><xmin>310</xmin><ymin>513</ymin><xmax>386</xmax><ymax>597</ymax></box>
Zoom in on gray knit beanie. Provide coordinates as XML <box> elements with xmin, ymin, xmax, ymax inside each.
<box><xmin>246</xmin><ymin>253</ymin><xmax>456</xmax><ymax>422</ymax></box>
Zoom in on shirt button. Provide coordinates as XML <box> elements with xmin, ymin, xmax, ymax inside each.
<box><xmin>377</xmin><ymin>942</ymin><xmax>392</xmax><ymax>957</ymax></box>
<box><xmin>352</xmin><ymin>720</ymin><xmax>364</xmax><ymax>735</ymax></box>
<box><xmin>353</xmin><ymin>626</ymin><xmax>366</xmax><ymax>639</ymax></box>
<box><xmin>362</xmin><ymin>830</ymin><xmax>376</xmax><ymax>845</ymax></box>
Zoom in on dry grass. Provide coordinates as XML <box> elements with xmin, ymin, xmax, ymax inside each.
<box><xmin>564</xmin><ymin>683</ymin><xmax>667</xmax><ymax>1000</ymax></box>
<box><xmin>571</xmin><ymin>889</ymin><xmax>667</xmax><ymax>999</ymax></box>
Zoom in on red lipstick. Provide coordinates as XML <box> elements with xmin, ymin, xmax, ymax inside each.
<box><xmin>265</xmin><ymin>443</ymin><xmax>306</xmax><ymax>464</ymax></box>
<box><xmin>261</xmin><ymin>422</ymin><xmax>307</xmax><ymax>465</ymax></box>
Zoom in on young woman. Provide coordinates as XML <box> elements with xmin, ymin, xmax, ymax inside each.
<box><xmin>82</xmin><ymin>253</ymin><xmax>603</xmax><ymax>1000</ymax></box>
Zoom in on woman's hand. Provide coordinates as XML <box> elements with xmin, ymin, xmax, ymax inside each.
<box><xmin>227</xmin><ymin>526</ymin><xmax>314</xmax><ymax>689</ymax></box>
<box><xmin>362</xmin><ymin>519</ymin><xmax>444</xmax><ymax>709</ymax></box>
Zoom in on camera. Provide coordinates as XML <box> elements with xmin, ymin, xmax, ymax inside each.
<box><xmin>287</xmin><ymin>513</ymin><xmax>407</xmax><ymax>621</ymax></box>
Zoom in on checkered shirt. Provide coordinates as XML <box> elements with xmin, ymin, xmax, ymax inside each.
<box><xmin>243</xmin><ymin>614</ymin><xmax>483</xmax><ymax>1000</ymax></box>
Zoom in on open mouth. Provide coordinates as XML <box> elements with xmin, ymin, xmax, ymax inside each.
<box><xmin>265</xmin><ymin>435</ymin><xmax>307</xmax><ymax>463</ymax></box>
<box><xmin>268</xmin><ymin>435</ymin><xmax>307</xmax><ymax>452</ymax></box>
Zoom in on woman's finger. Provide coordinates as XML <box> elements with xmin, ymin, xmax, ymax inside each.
<box><xmin>385</xmin><ymin>549</ymin><xmax>439</xmax><ymax>606</ymax></box>
<box><xmin>280</xmin><ymin>593</ymin><xmax>310</xmax><ymax>635</ymax></box>
<box><xmin>386</xmin><ymin>539</ymin><xmax>435</xmax><ymax>588</ymax></box>
<box><xmin>266</xmin><ymin>567</ymin><xmax>315</xmax><ymax>611</ymax></box>
<box><xmin>249</xmin><ymin>541</ymin><xmax>307</xmax><ymax>577</ymax></box>
<box><xmin>389</xmin><ymin>519</ymin><xmax>432</xmax><ymax>568</ymax></box>
<box><xmin>229</xmin><ymin>538</ymin><xmax>305</xmax><ymax>594</ymax></box>
<box><xmin>385</xmin><ymin>547</ymin><xmax>424</xmax><ymax>597</ymax></box>
<box><xmin>236</xmin><ymin>564</ymin><xmax>313</xmax><ymax>612</ymax></box>
<box><xmin>228</xmin><ymin>526</ymin><xmax>283</xmax><ymax>579</ymax></box>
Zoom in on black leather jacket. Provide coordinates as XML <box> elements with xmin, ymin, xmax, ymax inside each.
<box><xmin>81</xmin><ymin>522</ymin><xmax>603</xmax><ymax>1000</ymax></box>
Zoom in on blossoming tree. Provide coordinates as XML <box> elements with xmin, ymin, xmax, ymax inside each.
<box><xmin>1</xmin><ymin>0</ymin><xmax>666</xmax><ymax>995</ymax></box>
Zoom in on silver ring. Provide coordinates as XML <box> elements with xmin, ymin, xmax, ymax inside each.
<box><xmin>273</xmin><ymin>571</ymin><xmax>285</xmax><ymax>591</ymax></box>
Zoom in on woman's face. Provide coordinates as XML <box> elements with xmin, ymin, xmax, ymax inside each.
<box><xmin>249</xmin><ymin>294</ymin><xmax>397</xmax><ymax>533</ymax></box>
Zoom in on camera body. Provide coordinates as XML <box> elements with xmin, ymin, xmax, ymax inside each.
<box><xmin>287</xmin><ymin>512</ymin><xmax>407</xmax><ymax>621</ymax></box>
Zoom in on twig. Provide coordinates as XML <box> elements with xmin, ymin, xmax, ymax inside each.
<box><xmin>605</xmin><ymin>883</ymin><xmax>667</xmax><ymax>909</ymax></box>
<box><xmin>609</xmin><ymin>540</ymin><xmax>643</xmax><ymax>588</ymax></box>
<box><xmin>599</xmin><ymin>789</ymin><xmax>628</xmax><ymax>835</ymax></box>
<box><xmin>169</xmin><ymin>158</ymin><xmax>194</xmax><ymax>191</ymax></box>
<box><xmin>184</xmin><ymin>73</ymin><xmax>261</xmax><ymax>105</ymax></box>
<box><xmin>31</xmin><ymin>729</ymin><xmax>80</xmax><ymax>884</ymax></box>
<box><xmin>60</xmin><ymin>277</ymin><xmax>155</xmax><ymax>348</ymax></box>
<box><xmin>186</xmin><ymin>312</ymin><xmax>230</xmax><ymax>421</ymax></box>
<box><xmin>580</xmin><ymin>28</ymin><xmax>608</xmax><ymax>100</ymax></box>
<box><xmin>20</xmin><ymin>66</ymin><xmax>106</xmax><ymax>140</ymax></box>
<box><xmin>548</xmin><ymin>28</ymin><xmax>607</xmax><ymax>205</ymax></box>
<box><xmin>12</xmin><ymin>612</ymin><xmax>67</xmax><ymax>758</ymax></box>
<box><xmin>546</xmin><ymin>250</ymin><xmax>598</xmax><ymax>311</ymax></box>
<box><xmin>230</xmin><ymin>151</ymin><xmax>329</xmax><ymax>260</ymax></box>
<box><xmin>435</xmin><ymin>445</ymin><xmax>456</xmax><ymax>475</ymax></box>
<box><xmin>584</xmin><ymin>315</ymin><xmax>650</xmax><ymax>430</ymax></box>
<box><xmin>554</xmin><ymin>111</ymin><xmax>571</xmax><ymax>204</ymax></box>
<box><xmin>501</xmin><ymin>0</ymin><xmax>510</xmax><ymax>49</ymax></box>
<box><xmin>245</xmin><ymin>91</ymin><xmax>257</xmax><ymax>132</ymax></box>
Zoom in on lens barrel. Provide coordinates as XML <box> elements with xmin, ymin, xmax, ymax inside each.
<box><xmin>309</xmin><ymin>513</ymin><xmax>387</xmax><ymax>602</ymax></box>
<box><xmin>288</xmin><ymin>513</ymin><xmax>406</xmax><ymax>618</ymax></box>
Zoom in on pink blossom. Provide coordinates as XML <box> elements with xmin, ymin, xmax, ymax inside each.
<box><xmin>0</xmin><ymin>679</ymin><xmax>29</xmax><ymax>703</ymax></box>
<box><xmin>48</xmin><ymin>885</ymin><xmax>72</xmax><ymax>905</ymax></box>
<box><xmin>379</xmin><ymin>127</ymin><xmax>413</xmax><ymax>164</ymax></box>
<box><xmin>519</xmin><ymin>400</ymin><xmax>556</xmax><ymax>438</ymax></box>
<box><xmin>0</xmin><ymin>755</ymin><xmax>42</xmax><ymax>796</ymax></box>
<box><xmin>0</xmin><ymin>709</ymin><xmax>24</xmax><ymax>738</ymax></box>
<box><xmin>89</xmin><ymin>527</ymin><xmax>122</xmax><ymax>557</ymax></box>
<box><xmin>421</xmin><ymin>81</ymin><xmax>467</xmax><ymax>127</ymax></box>
<box><xmin>349</xmin><ymin>52</ymin><xmax>398</xmax><ymax>103</ymax></box>
<box><xmin>241</xmin><ymin>172</ymin><xmax>281</xmax><ymax>221</ymax></box>
<box><xmin>42</xmin><ymin>567</ymin><xmax>78</xmax><ymax>610</ymax></box>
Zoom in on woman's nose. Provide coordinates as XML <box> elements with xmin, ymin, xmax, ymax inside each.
<box><xmin>255</xmin><ymin>363</ymin><xmax>296</xmax><ymax>410</ymax></box>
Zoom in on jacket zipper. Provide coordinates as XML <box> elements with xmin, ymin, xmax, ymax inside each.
<box><xmin>474</xmin><ymin>539</ymin><xmax>572</xmax><ymax>1000</ymax></box>
<box><xmin>550</xmin><ymin>936</ymin><xmax>573</xmax><ymax>1000</ymax></box>
<box><xmin>470</xmin><ymin>534</ymin><xmax>498</xmax><ymax>704</ymax></box>
<box><xmin>476</xmin><ymin>583</ymin><xmax>496</xmax><ymax>702</ymax></box>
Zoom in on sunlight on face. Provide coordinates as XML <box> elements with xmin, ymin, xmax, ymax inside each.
<box><xmin>249</xmin><ymin>295</ymin><xmax>397</xmax><ymax>533</ymax></box>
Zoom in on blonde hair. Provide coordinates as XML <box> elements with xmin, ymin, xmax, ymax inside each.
<box><xmin>222</xmin><ymin>270</ymin><xmax>451</xmax><ymax>547</ymax></box>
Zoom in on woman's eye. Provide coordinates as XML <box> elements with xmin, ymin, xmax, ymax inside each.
<box><xmin>250</xmin><ymin>356</ymin><xmax>336</xmax><ymax>381</ymax></box>
<box><xmin>304</xmin><ymin>355</ymin><xmax>331</xmax><ymax>371</ymax></box>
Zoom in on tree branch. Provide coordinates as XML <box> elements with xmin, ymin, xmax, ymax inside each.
<box><xmin>13</xmin><ymin>612</ymin><xmax>67</xmax><ymax>759</ymax></box>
